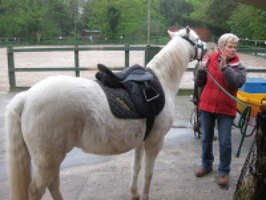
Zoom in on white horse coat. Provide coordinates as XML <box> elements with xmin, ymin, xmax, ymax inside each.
<box><xmin>5</xmin><ymin>27</ymin><xmax>204</xmax><ymax>200</ymax></box>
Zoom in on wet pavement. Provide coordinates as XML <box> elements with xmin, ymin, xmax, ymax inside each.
<box><xmin>0</xmin><ymin>93</ymin><xmax>254</xmax><ymax>200</ymax></box>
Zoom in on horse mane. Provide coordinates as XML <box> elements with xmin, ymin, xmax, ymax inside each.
<box><xmin>147</xmin><ymin>33</ymin><xmax>194</xmax><ymax>94</ymax></box>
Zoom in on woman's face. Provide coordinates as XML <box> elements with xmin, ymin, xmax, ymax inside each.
<box><xmin>221</xmin><ymin>42</ymin><xmax>237</xmax><ymax>60</ymax></box>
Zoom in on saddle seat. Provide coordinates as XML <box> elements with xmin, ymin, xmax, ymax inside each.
<box><xmin>96</xmin><ymin>63</ymin><xmax>153</xmax><ymax>84</ymax></box>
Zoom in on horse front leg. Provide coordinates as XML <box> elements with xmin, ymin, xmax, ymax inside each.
<box><xmin>130</xmin><ymin>142</ymin><xmax>144</xmax><ymax>200</ymax></box>
<box><xmin>140</xmin><ymin>139</ymin><xmax>164</xmax><ymax>200</ymax></box>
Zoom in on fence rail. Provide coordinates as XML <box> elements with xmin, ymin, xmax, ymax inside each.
<box><xmin>7</xmin><ymin>45</ymin><xmax>161</xmax><ymax>90</ymax></box>
<box><xmin>238</xmin><ymin>48</ymin><xmax>266</xmax><ymax>55</ymax></box>
<box><xmin>6</xmin><ymin>45</ymin><xmax>266</xmax><ymax>91</ymax></box>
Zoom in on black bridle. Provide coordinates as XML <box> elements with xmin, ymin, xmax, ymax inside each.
<box><xmin>181</xmin><ymin>36</ymin><xmax>206</xmax><ymax>61</ymax></box>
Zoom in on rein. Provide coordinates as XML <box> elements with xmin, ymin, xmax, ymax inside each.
<box><xmin>202</xmin><ymin>66</ymin><xmax>252</xmax><ymax>157</ymax></box>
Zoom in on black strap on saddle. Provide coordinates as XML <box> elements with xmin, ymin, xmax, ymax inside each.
<box><xmin>95</xmin><ymin>64</ymin><xmax>165</xmax><ymax>140</ymax></box>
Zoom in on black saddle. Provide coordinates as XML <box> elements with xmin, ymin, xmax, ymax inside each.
<box><xmin>95</xmin><ymin>64</ymin><xmax>165</xmax><ymax>140</ymax></box>
<box><xmin>95</xmin><ymin>64</ymin><xmax>165</xmax><ymax>117</ymax></box>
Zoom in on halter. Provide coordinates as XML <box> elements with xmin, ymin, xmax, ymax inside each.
<box><xmin>181</xmin><ymin>36</ymin><xmax>206</xmax><ymax>61</ymax></box>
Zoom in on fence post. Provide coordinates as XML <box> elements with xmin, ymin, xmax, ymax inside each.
<box><xmin>74</xmin><ymin>45</ymin><xmax>80</xmax><ymax>77</ymax></box>
<box><xmin>125</xmin><ymin>44</ymin><xmax>129</xmax><ymax>67</ymax></box>
<box><xmin>145</xmin><ymin>45</ymin><xmax>161</xmax><ymax>65</ymax></box>
<box><xmin>7</xmin><ymin>47</ymin><xmax>16</xmax><ymax>89</ymax></box>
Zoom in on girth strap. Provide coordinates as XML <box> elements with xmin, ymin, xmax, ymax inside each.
<box><xmin>145</xmin><ymin>117</ymin><xmax>155</xmax><ymax>140</ymax></box>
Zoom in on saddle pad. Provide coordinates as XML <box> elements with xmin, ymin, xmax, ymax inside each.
<box><xmin>97</xmin><ymin>80</ymin><xmax>142</xmax><ymax>119</ymax></box>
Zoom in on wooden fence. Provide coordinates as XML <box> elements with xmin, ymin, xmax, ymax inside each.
<box><xmin>6</xmin><ymin>45</ymin><xmax>266</xmax><ymax>91</ymax></box>
<box><xmin>7</xmin><ymin>45</ymin><xmax>162</xmax><ymax>90</ymax></box>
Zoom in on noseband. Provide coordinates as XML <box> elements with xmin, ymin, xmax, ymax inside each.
<box><xmin>181</xmin><ymin>36</ymin><xmax>206</xmax><ymax>61</ymax></box>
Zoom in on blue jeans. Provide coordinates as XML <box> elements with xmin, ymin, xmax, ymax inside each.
<box><xmin>200</xmin><ymin>110</ymin><xmax>235</xmax><ymax>176</ymax></box>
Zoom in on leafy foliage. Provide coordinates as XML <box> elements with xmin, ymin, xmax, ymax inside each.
<box><xmin>184</xmin><ymin>0</ymin><xmax>237</xmax><ymax>35</ymax></box>
<box><xmin>228</xmin><ymin>4</ymin><xmax>266</xmax><ymax>39</ymax></box>
<box><xmin>85</xmin><ymin>0</ymin><xmax>166</xmax><ymax>37</ymax></box>
<box><xmin>206</xmin><ymin>0</ymin><xmax>237</xmax><ymax>31</ymax></box>
<box><xmin>160</xmin><ymin>0</ymin><xmax>195</xmax><ymax>27</ymax></box>
<box><xmin>0</xmin><ymin>0</ymin><xmax>73</xmax><ymax>41</ymax></box>
<box><xmin>0</xmin><ymin>0</ymin><xmax>265</xmax><ymax>43</ymax></box>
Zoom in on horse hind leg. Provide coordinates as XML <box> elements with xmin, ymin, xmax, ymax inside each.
<box><xmin>130</xmin><ymin>143</ymin><xmax>144</xmax><ymax>200</ymax></box>
<box><xmin>28</xmin><ymin>155</ymin><xmax>64</xmax><ymax>200</ymax></box>
<box><xmin>140</xmin><ymin>139</ymin><xmax>164</xmax><ymax>200</ymax></box>
<box><xmin>48</xmin><ymin>167</ymin><xmax>63</xmax><ymax>200</ymax></box>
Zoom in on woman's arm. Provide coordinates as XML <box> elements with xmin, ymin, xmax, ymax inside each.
<box><xmin>196</xmin><ymin>69</ymin><xmax>207</xmax><ymax>87</ymax></box>
<box><xmin>221</xmin><ymin>63</ymin><xmax>246</xmax><ymax>90</ymax></box>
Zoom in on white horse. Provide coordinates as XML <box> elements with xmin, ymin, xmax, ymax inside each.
<box><xmin>5</xmin><ymin>27</ymin><xmax>205</xmax><ymax>200</ymax></box>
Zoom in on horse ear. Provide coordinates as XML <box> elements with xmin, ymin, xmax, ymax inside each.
<box><xmin>186</xmin><ymin>26</ymin><xmax>190</xmax><ymax>35</ymax></box>
<box><xmin>167</xmin><ymin>30</ymin><xmax>176</xmax><ymax>39</ymax></box>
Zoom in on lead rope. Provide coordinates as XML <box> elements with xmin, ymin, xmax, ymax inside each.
<box><xmin>202</xmin><ymin>66</ymin><xmax>252</xmax><ymax>157</ymax></box>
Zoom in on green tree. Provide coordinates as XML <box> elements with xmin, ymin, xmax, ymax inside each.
<box><xmin>23</xmin><ymin>0</ymin><xmax>70</xmax><ymax>42</ymax></box>
<box><xmin>1</xmin><ymin>0</ymin><xmax>265</xmax><ymax>43</ymax></box>
<box><xmin>107</xmin><ymin>6</ymin><xmax>120</xmax><ymax>35</ymax></box>
<box><xmin>0</xmin><ymin>0</ymin><xmax>25</xmax><ymax>37</ymax></box>
<box><xmin>0</xmin><ymin>0</ymin><xmax>71</xmax><ymax>42</ymax></box>
<box><xmin>183</xmin><ymin>0</ymin><xmax>210</xmax><ymax>25</ymax></box>
<box><xmin>66</xmin><ymin>0</ymin><xmax>86</xmax><ymax>38</ymax></box>
<box><xmin>206</xmin><ymin>0</ymin><xmax>237</xmax><ymax>34</ymax></box>
<box><xmin>159</xmin><ymin>0</ymin><xmax>194</xmax><ymax>27</ymax></box>
<box><xmin>228</xmin><ymin>4</ymin><xmax>266</xmax><ymax>39</ymax></box>
<box><xmin>85</xmin><ymin>0</ymin><xmax>166</xmax><ymax>38</ymax></box>
<box><xmin>184</xmin><ymin>0</ymin><xmax>237</xmax><ymax>36</ymax></box>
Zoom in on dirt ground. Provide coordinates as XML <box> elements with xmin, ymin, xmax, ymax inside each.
<box><xmin>1</xmin><ymin>46</ymin><xmax>266</xmax><ymax>93</ymax></box>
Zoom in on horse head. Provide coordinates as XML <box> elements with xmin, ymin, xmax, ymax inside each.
<box><xmin>168</xmin><ymin>26</ymin><xmax>207</xmax><ymax>61</ymax></box>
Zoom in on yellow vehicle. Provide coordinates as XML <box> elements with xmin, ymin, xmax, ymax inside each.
<box><xmin>237</xmin><ymin>91</ymin><xmax>266</xmax><ymax>117</ymax></box>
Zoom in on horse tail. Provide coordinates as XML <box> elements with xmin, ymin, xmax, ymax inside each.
<box><xmin>5</xmin><ymin>92</ymin><xmax>31</xmax><ymax>200</ymax></box>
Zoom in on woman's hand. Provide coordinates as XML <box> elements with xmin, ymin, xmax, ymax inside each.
<box><xmin>199</xmin><ymin>56</ymin><xmax>209</xmax><ymax>69</ymax></box>
<box><xmin>219</xmin><ymin>51</ymin><xmax>227</xmax><ymax>68</ymax></box>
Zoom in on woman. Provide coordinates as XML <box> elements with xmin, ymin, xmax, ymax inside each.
<box><xmin>194</xmin><ymin>33</ymin><xmax>246</xmax><ymax>187</ymax></box>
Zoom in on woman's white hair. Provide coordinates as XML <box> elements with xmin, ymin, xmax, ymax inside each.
<box><xmin>218</xmin><ymin>33</ymin><xmax>239</xmax><ymax>48</ymax></box>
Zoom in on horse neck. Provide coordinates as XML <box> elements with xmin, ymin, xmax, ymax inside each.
<box><xmin>147</xmin><ymin>38</ymin><xmax>191</xmax><ymax>97</ymax></box>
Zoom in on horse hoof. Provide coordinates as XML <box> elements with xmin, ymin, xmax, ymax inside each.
<box><xmin>130</xmin><ymin>187</ymin><xmax>139</xmax><ymax>200</ymax></box>
<box><xmin>131</xmin><ymin>193</ymin><xmax>140</xmax><ymax>200</ymax></box>
<box><xmin>140</xmin><ymin>197</ymin><xmax>149</xmax><ymax>200</ymax></box>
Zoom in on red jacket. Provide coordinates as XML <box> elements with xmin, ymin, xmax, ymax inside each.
<box><xmin>198</xmin><ymin>52</ymin><xmax>245</xmax><ymax>116</ymax></box>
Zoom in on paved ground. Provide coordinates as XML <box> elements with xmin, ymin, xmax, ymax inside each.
<box><xmin>0</xmin><ymin>93</ymin><xmax>255</xmax><ymax>200</ymax></box>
